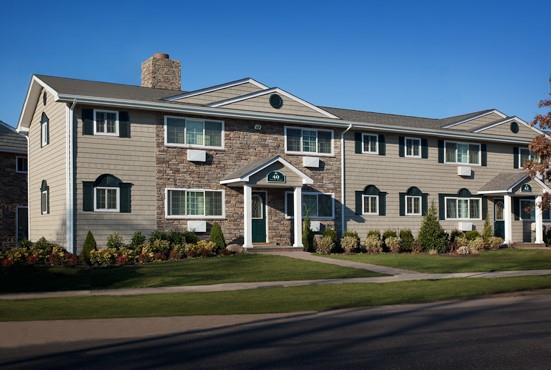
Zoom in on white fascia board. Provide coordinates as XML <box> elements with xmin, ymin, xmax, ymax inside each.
<box><xmin>209</xmin><ymin>87</ymin><xmax>340</xmax><ymax>119</ymax></box>
<box><xmin>165</xmin><ymin>78</ymin><xmax>269</xmax><ymax>101</ymax></box>
<box><xmin>222</xmin><ymin>156</ymin><xmax>313</xmax><ymax>185</ymax></box>
<box><xmin>473</xmin><ymin>116</ymin><xmax>548</xmax><ymax>137</ymax></box>
<box><xmin>441</xmin><ymin>110</ymin><xmax>507</xmax><ymax>129</ymax></box>
<box><xmin>477</xmin><ymin>190</ymin><xmax>510</xmax><ymax>195</ymax></box>
<box><xmin>17</xmin><ymin>76</ymin><xmax>60</xmax><ymax>132</ymax></box>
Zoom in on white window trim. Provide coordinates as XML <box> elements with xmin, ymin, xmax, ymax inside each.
<box><xmin>93</xmin><ymin>109</ymin><xmax>119</xmax><ymax>136</ymax></box>
<box><xmin>41</xmin><ymin>118</ymin><xmax>49</xmax><ymax>147</ymax></box>
<box><xmin>16</xmin><ymin>156</ymin><xmax>28</xmax><ymax>173</ymax></box>
<box><xmin>405</xmin><ymin>195</ymin><xmax>422</xmax><ymax>216</ymax></box>
<box><xmin>444</xmin><ymin>197</ymin><xmax>482</xmax><ymax>220</ymax></box>
<box><xmin>41</xmin><ymin>189</ymin><xmax>48</xmax><ymax>215</ymax></box>
<box><xmin>519</xmin><ymin>198</ymin><xmax>536</xmax><ymax>221</ymax></box>
<box><xmin>362</xmin><ymin>194</ymin><xmax>379</xmax><ymax>215</ymax></box>
<box><xmin>518</xmin><ymin>147</ymin><xmax>535</xmax><ymax>168</ymax></box>
<box><xmin>444</xmin><ymin>140</ymin><xmax>481</xmax><ymax>166</ymax></box>
<box><xmin>361</xmin><ymin>133</ymin><xmax>379</xmax><ymax>154</ymax></box>
<box><xmin>16</xmin><ymin>205</ymin><xmax>28</xmax><ymax>242</ymax></box>
<box><xmin>405</xmin><ymin>137</ymin><xmax>422</xmax><ymax>158</ymax></box>
<box><xmin>94</xmin><ymin>187</ymin><xmax>120</xmax><ymax>212</ymax></box>
<box><xmin>284</xmin><ymin>126</ymin><xmax>334</xmax><ymax>156</ymax></box>
<box><xmin>284</xmin><ymin>191</ymin><xmax>335</xmax><ymax>220</ymax></box>
<box><xmin>164</xmin><ymin>188</ymin><xmax>226</xmax><ymax>220</ymax></box>
<box><xmin>164</xmin><ymin>116</ymin><xmax>225</xmax><ymax>150</ymax></box>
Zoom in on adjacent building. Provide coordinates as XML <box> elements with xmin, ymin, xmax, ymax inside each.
<box><xmin>16</xmin><ymin>53</ymin><xmax>549</xmax><ymax>253</ymax></box>
<box><xmin>0</xmin><ymin>120</ymin><xmax>28</xmax><ymax>248</ymax></box>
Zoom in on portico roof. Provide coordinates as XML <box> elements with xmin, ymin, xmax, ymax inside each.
<box><xmin>477</xmin><ymin>172</ymin><xmax>550</xmax><ymax>194</ymax></box>
<box><xmin>220</xmin><ymin>155</ymin><xmax>313</xmax><ymax>185</ymax></box>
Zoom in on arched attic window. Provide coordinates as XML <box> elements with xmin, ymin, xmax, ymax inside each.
<box><xmin>438</xmin><ymin>188</ymin><xmax>487</xmax><ymax>221</ymax></box>
<box><xmin>82</xmin><ymin>174</ymin><xmax>132</xmax><ymax>213</ymax></box>
<box><xmin>399</xmin><ymin>186</ymin><xmax>428</xmax><ymax>216</ymax></box>
<box><xmin>355</xmin><ymin>185</ymin><xmax>386</xmax><ymax>216</ymax></box>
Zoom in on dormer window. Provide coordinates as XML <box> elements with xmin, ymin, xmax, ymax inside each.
<box><xmin>94</xmin><ymin>110</ymin><xmax>119</xmax><ymax>136</ymax></box>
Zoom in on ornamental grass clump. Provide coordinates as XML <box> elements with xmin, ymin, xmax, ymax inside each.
<box><xmin>468</xmin><ymin>237</ymin><xmax>486</xmax><ymax>253</ymax></box>
<box><xmin>315</xmin><ymin>235</ymin><xmax>335</xmax><ymax>255</ymax></box>
<box><xmin>106</xmin><ymin>232</ymin><xmax>125</xmax><ymax>249</ymax></box>
<box><xmin>341</xmin><ymin>231</ymin><xmax>360</xmax><ymax>254</ymax></box>
<box><xmin>365</xmin><ymin>235</ymin><xmax>383</xmax><ymax>254</ymax></box>
<box><xmin>385</xmin><ymin>236</ymin><xmax>401</xmax><ymax>253</ymax></box>
<box><xmin>487</xmin><ymin>236</ymin><xmax>504</xmax><ymax>250</ymax></box>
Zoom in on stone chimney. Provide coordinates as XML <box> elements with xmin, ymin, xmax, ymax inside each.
<box><xmin>141</xmin><ymin>53</ymin><xmax>181</xmax><ymax>90</ymax></box>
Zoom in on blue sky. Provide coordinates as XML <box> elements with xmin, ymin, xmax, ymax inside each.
<box><xmin>0</xmin><ymin>0</ymin><xmax>549</xmax><ymax>127</ymax></box>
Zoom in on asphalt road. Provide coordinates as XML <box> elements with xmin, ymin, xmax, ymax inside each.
<box><xmin>2</xmin><ymin>292</ymin><xmax>551</xmax><ymax>369</ymax></box>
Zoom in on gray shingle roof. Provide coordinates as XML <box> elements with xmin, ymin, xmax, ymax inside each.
<box><xmin>478</xmin><ymin>172</ymin><xmax>528</xmax><ymax>193</ymax></box>
<box><xmin>0</xmin><ymin>121</ymin><xmax>26</xmax><ymax>154</ymax></box>
<box><xmin>221</xmin><ymin>155</ymin><xmax>279</xmax><ymax>181</ymax></box>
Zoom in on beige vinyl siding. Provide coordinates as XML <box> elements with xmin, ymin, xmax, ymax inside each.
<box><xmin>448</xmin><ymin>112</ymin><xmax>504</xmax><ymax>131</ymax></box>
<box><xmin>221</xmin><ymin>94</ymin><xmax>329</xmax><ymax>118</ymax></box>
<box><xmin>175</xmin><ymin>82</ymin><xmax>263</xmax><ymax>105</ymax></box>
<box><xmin>344</xmin><ymin>131</ymin><xmax>535</xmax><ymax>242</ymax></box>
<box><xmin>479</xmin><ymin>122</ymin><xmax>540</xmax><ymax>140</ymax></box>
<box><xmin>28</xmin><ymin>90</ymin><xmax>67</xmax><ymax>246</ymax></box>
<box><xmin>74</xmin><ymin>108</ymin><xmax>157</xmax><ymax>250</ymax></box>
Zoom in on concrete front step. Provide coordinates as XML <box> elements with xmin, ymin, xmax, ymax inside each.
<box><xmin>247</xmin><ymin>246</ymin><xmax>302</xmax><ymax>253</ymax></box>
<box><xmin>513</xmin><ymin>243</ymin><xmax>550</xmax><ymax>249</ymax></box>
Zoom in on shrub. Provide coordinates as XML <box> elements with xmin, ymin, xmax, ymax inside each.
<box><xmin>323</xmin><ymin>227</ymin><xmax>338</xmax><ymax>244</ymax></box>
<box><xmin>468</xmin><ymin>237</ymin><xmax>486</xmax><ymax>253</ymax></box>
<box><xmin>149</xmin><ymin>230</ymin><xmax>169</xmax><ymax>243</ymax></box>
<box><xmin>130</xmin><ymin>231</ymin><xmax>146</xmax><ymax>249</ymax></box>
<box><xmin>417</xmin><ymin>203</ymin><xmax>449</xmax><ymax>253</ymax></box>
<box><xmin>428</xmin><ymin>249</ymin><xmax>438</xmax><ymax>255</ymax></box>
<box><xmin>544</xmin><ymin>228</ymin><xmax>551</xmax><ymax>244</ymax></box>
<box><xmin>302</xmin><ymin>218</ymin><xmax>315</xmax><ymax>252</ymax></box>
<box><xmin>169</xmin><ymin>244</ymin><xmax>187</xmax><ymax>260</ymax></box>
<box><xmin>365</xmin><ymin>235</ymin><xmax>383</xmax><ymax>254</ymax></box>
<box><xmin>487</xmin><ymin>236</ymin><xmax>504</xmax><ymax>250</ymax></box>
<box><xmin>139</xmin><ymin>239</ymin><xmax>171</xmax><ymax>263</ymax></box>
<box><xmin>168</xmin><ymin>230</ymin><xmax>186</xmax><ymax>246</ymax></box>
<box><xmin>399</xmin><ymin>229</ymin><xmax>414</xmax><ymax>252</ymax></box>
<box><xmin>210</xmin><ymin>223</ymin><xmax>226</xmax><ymax>252</ymax></box>
<box><xmin>106</xmin><ymin>233</ymin><xmax>125</xmax><ymax>249</ymax></box>
<box><xmin>18</xmin><ymin>239</ymin><xmax>33</xmax><ymax>249</ymax></box>
<box><xmin>449</xmin><ymin>230</ymin><xmax>463</xmax><ymax>243</ymax></box>
<box><xmin>90</xmin><ymin>248</ymin><xmax>118</xmax><ymax>266</ymax></box>
<box><xmin>115</xmin><ymin>247</ymin><xmax>137</xmax><ymax>265</ymax></box>
<box><xmin>366</xmin><ymin>230</ymin><xmax>381</xmax><ymax>240</ymax></box>
<box><xmin>456</xmin><ymin>246</ymin><xmax>470</xmax><ymax>255</ymax></box>
<box><xmin>185</xmin><ymin>240</ymin><xmax>216</xmax><ymax>258</ymax></box>
<box><xmin>382</xmin><ymin>229</ymin><xmax>397</xmax><ymax>240</ymax></box>
<box><xmin>455</xmin><ymin>235</ymin><xmax>470</xmax><ymax>248</ymax></box>
<box><xmin>315</xmin><ymin>235</ymin><xmax>335</xmax><ymax>255</ymax></box>
<box><xmin>464</xmin><ymin>230</ymin><xmax>481</xmax><ymax>241</ymax></box>
<box><xmin>183</xmin><ymin>231</ymin><xmax>199</xmax><ymax>244</ymax></box>
<box><xmin>80</xmin><ymin>231</ymin><xmax>97</xmax><ymax>265</ymax></box>
<box><xmin>482</xmin><ymin>218</ymin><xmax>493</xmax><ymax>241</ymax></box>
<box><xmin>385</xmin><ymin>236</ymin><xmax>401</xmax><ymax>253</ymax></box>
<box><xmin>341</xmin><ymin>235</ymin><xmax>359</xmax><ymax>254</ymax></box>
<box><xmin>411</xmin><ymin>240</ymin><xmax>424</xmax><ymax>254</ymax></box>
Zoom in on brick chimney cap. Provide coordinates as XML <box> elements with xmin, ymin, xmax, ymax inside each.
<box><xmin>153</xmin><ymin>53</ymin><xmax>170</xmax><ymax>60</ymax></box>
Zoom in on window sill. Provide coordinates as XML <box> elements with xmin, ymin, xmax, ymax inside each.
<box><xmin>165</xmin><ymin>143</ymin><xmax>225</xmax><ymax>151</ymax></box>
<box><xmin>285</xmin><ymin>217</ymin><xmax>335</xmax><ymax>220</ymax></box>
<box><xmin>285</xmin><ymin>151</ymin><xmax>334</xmax><ymax>157</ymax></box>
<box><xmin>93</xmin><ymin>209</ymin><xmax>120</xmax><ymax>213</ymax></box>
<box><xmin>443</xmin><ymin>162</ymin><xmax>482</xmax><ymax>167</ymax></box>
<box><xmin>360</xmin><ymin>151</ymin><xmax>379</xmax><ymax>155</ymax></box>
<box><xmin>165</xmin><ymin>215</ymin><xmax>226</xmax><ymax>220</ymax></box>
<box><xmin>94</xmin><ymin>132</ymin><xmax>119</xmax><ymax>137</ymax></box>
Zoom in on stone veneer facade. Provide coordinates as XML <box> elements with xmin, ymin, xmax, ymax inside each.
<box><xmin>0</xmin><ymin>152</ymin><xmax>27</xmax><ymax>249</ymax></box>
<box><xmin>155</xmin><ymin>115</ymin><xmax>342</xmax><ymax>246</ymax></box>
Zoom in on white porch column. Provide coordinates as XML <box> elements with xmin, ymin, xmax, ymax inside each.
<box><xmin>504</xmin><ymin>195</ymin><xmax>513</xmax><ymax>245</ymax></box>
<box><xmin>293</xmin><ymin>186</ymin><xmax>303</xmax><ymax>248</ymax></box>
<box><xmin>535</xmin><ymin>195</ymin><xmax>544</xmax><ymax>244</ymax></box>
<box><xmin>243</xmin><ymin>184</ymin><xmax>253</xmax><ymax>248</ymax></box>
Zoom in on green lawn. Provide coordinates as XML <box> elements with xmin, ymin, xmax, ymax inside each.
<box><xmin>0</xmin><ymin>254</ymin><xmax>380</xmax><ymax>294</ymax></box>
<box><xmin>328</xmin><ymin>249</ymin><xmax>551</xmax><ymax>273</ymax></box>
<box><xmin>2</xmin><ymin>276</ymin><xmax>551</xmax><ymax>321</ymax></box>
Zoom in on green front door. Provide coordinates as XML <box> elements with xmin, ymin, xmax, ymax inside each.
<box><xmin>494</xmin><ymin>198</ymin><xmax>505</xmax><ymax>238</ymax></box>
<box><xmin>252</xmin><ymin>192</ymin><xmax>267</xmax><ymax>243</ymax></box>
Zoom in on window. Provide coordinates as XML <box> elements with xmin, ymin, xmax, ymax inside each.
<box><xmin>16</xmin><ymin>156</ymin><xmax>28</xmax><ymax>173</ymax></box>
<box><xmin>165</xmin><ymin>116</ymin><xmax>223</xmax><ymax>148</ymax></box>
<box><xmin>285</xmin><ymin>127</ymin><xmax>333</xmax><ymax>155</ymax></box>
<box><xmin>252</xmin><ymin>195</ymin><xmax>263</xmax><ymax>219</ymax></box>
<box><xmin>166</xmin><ymin>189</ymin><xmax>224</xmax><ymax>218</ymax></box>
<box><xmin>362</xmin><ymin>134</ymin><xmax>378</xmax><ymax>154</ymax></box>
<box><xmin>518</xmin><ymin>148</ymin><xmax>539</xmax><ymax>168</ymax></box>
<box><xmin>405</xmin><ymin>196</ymin><xmax>421</xmax><ymax>215</ymax></box>
<box><xmin>445</xmin><ymin>197</ymin><xmax>481</xmax><ymax>220</ymax></box>
<box><xmin>405</xmin><ymin>137</ymin><xmax>421</xmax><ymax>158</ymax></box>
<box><xmin>285</xmin><ymin>192</ymin><xmax>334</xmax><ymax>219</ymax></box>
<box><xmin>520</xmin><ymin>199</ymin><xmax>535</xmax><ymax>220</ymax></box>
<box><xmin>94</xmin><ymin>187</ymin><xmax>119</xmax><ymax>212</ymax></box>
<box><xmin>41</xmin><ymin>113</ymin><xmax>49</xmax><ymax>147</ymax></box>
<box><xmin>94</xmin><ymin>110</ymin><xmax>119</xmax><ymax>135</ymax></box>
<box><xmin>40</xmin><ymin>180</ymin><xmax>49</xmax><ymax>215</ymax></box>
<box><xmin>362</xmin><ymin>195</ymin><xmax>378</xmax><ymax>215</ymax></box>
<box><xmin>445</xmin><ymin>141</ymin><xmax>480</xmax><ymax>165</ymax></box>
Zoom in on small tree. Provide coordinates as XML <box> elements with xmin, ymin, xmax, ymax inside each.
<box><xmin>482</xmin><ymin>217</ymin><xmax>493</xmax><ymax>241</ymax></box>
<box><xmin>210</xmin><ymin>223</ymin><xmax>226</xmax><ymax>252</ymax></box>
<box><xmin>418</xmin><ymin>203</ymin><xmax>449</xmax><ymax>253</ymax></box>
<box><xmin>81</xmin><ymin>231</ymin><xmax>97</xmax><ymax>265</ymax></box>
<box><xmin>302</xmin><ymin>218</ymin><xmax>314</xmax><ymax>252</ymax></box>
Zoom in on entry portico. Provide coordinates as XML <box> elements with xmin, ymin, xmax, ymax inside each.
<box><xmin>478</xmin><ymin>172</ymin><xmax>551</xmax><ymax>245</ymax></box>
<box><xmin>221</xmin><ymin>155</ymin><xmax>313</xmax><ymax>248</ymax></box>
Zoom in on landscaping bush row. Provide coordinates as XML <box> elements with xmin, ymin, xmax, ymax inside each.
<box><xmin>1</xmin><ymin>223</ymin><xmax>228</xmax><ymax>268</ymax></box>
<box><xmin>312</xmin><ymin>205</ymin><xmax>504</xmax><ymax>256</ymax></box>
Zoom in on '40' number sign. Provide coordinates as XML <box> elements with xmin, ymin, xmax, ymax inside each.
<box><xmin>267</xmin><ymin>171</ymin><xmax>286</xmax><ymax>183</ymax></box>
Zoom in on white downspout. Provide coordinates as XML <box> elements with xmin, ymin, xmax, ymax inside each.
<box><xmin>24</xmin><ymin>133</ymin><xmax>30</xmax><ymax>242</ymax></box>
<box><xmin>66</xmin><ymin>99</ymin><xmax>76</xmax><ymax>253</ymax></box>
<box><xmin>340</xmin><ymin>123</ymin><xmax>352</xmax><ymax>236</ymax></box>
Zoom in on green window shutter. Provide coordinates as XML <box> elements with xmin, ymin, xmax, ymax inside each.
<box><xmin>481</xmin><ymin>144</ymin><xmax>487</xmax><ymax>166</ymax></box>
<box><xmin>286</xmin><ymin>193</ymin><xmax>294</xmax><ymax>217</ymax></box>
<box><xmin>379</xmin><ymin>193</ymin><xmax>386</xmax><ymax>215</ymax></box>
<box><xmin>83</xmin><ymin>182</ymin><xmax>94</xmax><ymax>211</ymax></box>
<box><xmin>40</xmin><ymin>120</ymin><xmax>43</xmax><ymax>148</ymax></box>
<box><xmin>422</xmin><ymin>193</ymin><xmax>428</xmax><ymax>216</ymax></box>
<box><xmin>378</xmin><ymin>134</ymin><xmax>386</xmax><ymax>156</ymax></box>
<box><xmin>399</xmin><ymin>193</ymin><xmax>405</xmax><ymax>216</ymax></box>
<box><xmin>398</xmin><ymin>136</ymin><xmax>405</xmax><ymax>157</ymax></box>
<box><xmin>482</xmin><ymin>196</ymin><xmax>488</xmax><ymax>219</ymax></box>
<box><xmin>355</xmin><ymin>191</ymin><xmax>363</xmax><ymax>215</ymax></box>
<box><xmin>438</xmin><ymin>194</ymin><xmax>446</xmax><ymax>220</ymax></box>
<box><xmin>119</xmin><ymin>111</ymin><xmax>131</xmax><ymax>138</ymax></box>
<box><xmin>46</xmin><ymin>186</ymin><xmax>50</xmax><ymax>214</ymax></box>
<box><xmin>513</xmin><ymin>198</ymin><xmax>520</xmax><ymax>220</ymax></box>
<box><xmin>438</xmin><ymin>140</ymin><xmax>444</xmax><ymax>163</ymax></box>
<box><xmin>82</xmin><ymin>109</ymin><xmax>94</xmax><ymax>135</ymax></box>
<box><xmin>421</xmin><ymin>138</ymin><xmax>428</xmax><ymax>159</ymax></box>
<box><xmin>119</xmin><ymin>183</ymin><xmax>132</xmax><ymax>213</ymax></box>
<box><xmin>354</xmin><ymin>132</ymin><xmax>362</xmax><ymax>154</ymax></box>
<box><xmin>513</xmin><ymin>147</ymin><xmax>519</xmax><ymax>169</ymax></box>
